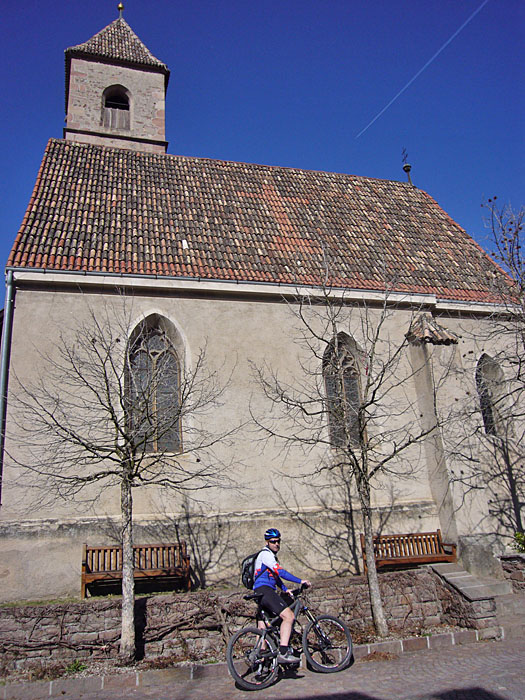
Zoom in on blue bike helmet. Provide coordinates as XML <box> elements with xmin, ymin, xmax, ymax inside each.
<box><xmin>264</xmin><ymin>527</ymin><xmax>281</xmax><ymax>540</ymax></box>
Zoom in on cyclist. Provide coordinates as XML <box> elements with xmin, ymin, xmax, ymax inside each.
<box><xmin>253</xmin><ymin>527</ymin><xmax>311</xmax><ymax>663</ymax></box>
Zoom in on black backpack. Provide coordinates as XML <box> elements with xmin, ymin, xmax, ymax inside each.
<box><xmin>241</xmin><ymin>547</ymin><xmax>284</xmax><ymax>590</ymax></box>
<box><xmin>241</xmin><ymin>550</ymin><xmax>262</xmax><ymax>589</ymax></box>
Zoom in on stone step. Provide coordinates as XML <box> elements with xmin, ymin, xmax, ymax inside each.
<box><xmin>430</xmin><ymin>563</ymin><xmax>512</xmax><ymax>600</ymax></box>
<box><xmin>430</xmin><ymin>562</ymin><xmax>464</xmax><ymax>575</ymax></box>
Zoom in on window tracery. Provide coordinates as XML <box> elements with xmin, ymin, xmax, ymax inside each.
<box><xmin>126</xmin><ymin>318</ymin><xmax>181</xmax><ymax>453</ymax></box>
<box><xmin>323</xmin><ymin>333</ymin><xmax>362</xmax><ymax>447</ymax></box>
<box><xmin>476</xmin><ymin>353</ymin><xmax>504</xmax><ymax>436</ymax></box>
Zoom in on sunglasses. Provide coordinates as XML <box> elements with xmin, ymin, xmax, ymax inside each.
<box><xmin>268</xmin><ymin>539</ymin><xmax>281</xmax><ymax>544</ymax></box>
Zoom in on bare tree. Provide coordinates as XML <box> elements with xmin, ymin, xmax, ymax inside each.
<box><xmin>250</xmin><ymin>267</ymin><xmax>454</xmax><ymax>637</ymax></box>
<box><xmin>145</xmin><ymin>495</ymin><xmax>235</xmax><ymax>589</ymax></box>
<box><xmin>6</xmin><ymin>297</ymin><xmax>235</xmax><ymax>661</ymax></box>
<box><xmin>446</xmin><ymin>200</ymin><xmax>524</xmax><ymax>541</ymax></box>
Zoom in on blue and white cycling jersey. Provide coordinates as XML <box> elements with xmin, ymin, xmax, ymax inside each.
<box><xmin>253</xmin><ymin>546</ymin><xmax>302</xmax><ymax>592</ymax></box>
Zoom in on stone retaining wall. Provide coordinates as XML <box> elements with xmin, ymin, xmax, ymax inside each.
<box><xmin>432</xmin><ymin>575</ymin><xmax>498</xmax><ymax>634</ymax></box>
<box><xmin>0</xmin><ymin>569</ymin><xmax>478</xmax><ymax>673</ymax></box>
<box><xmin>500</xmin><ymin>554</ymin><xmax>525</xmax><ymax>593</ymax></box>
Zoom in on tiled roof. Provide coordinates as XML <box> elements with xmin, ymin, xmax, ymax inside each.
<box><xmin>66</xmin><ymin>18</ymin><xmax>168</xmax><ymax>72</ymax></box>
<box><xmin>406</xmin><ymin>314</ymin><xmax>459</xmax><ymax>345</ymax></box>
<box><xmin>8</xmin><ymin>139</ymin><xmax>506</xmax><ymax>303</ymax></box>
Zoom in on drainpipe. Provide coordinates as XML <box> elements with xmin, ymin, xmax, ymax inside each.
<box><xmin>0</xmin><ymin>270</ymin><xmax>15</xmax><ymax>505</ymax></box>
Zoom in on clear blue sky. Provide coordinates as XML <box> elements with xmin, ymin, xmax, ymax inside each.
<box><xmin>1</xmin><ymin>0</ymin><xmax>523</xmax><ymax>272</ymax></box>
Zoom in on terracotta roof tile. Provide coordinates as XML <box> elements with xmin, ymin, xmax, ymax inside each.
<box><xmin>66</xmin><ymin>17</ymin><xmax>168</xmax><ymax>71</ymax></box>
<box><xmin>8</xmin><ymin>139</ymin><xmax>507</xmax><ymax>303</ymax></box>
<box><xmin>406</xmin><ymin>314</ymin><xmax>459</xmax><ymax>345</ymax></box>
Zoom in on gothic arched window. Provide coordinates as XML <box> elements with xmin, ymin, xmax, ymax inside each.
<box><xmin>323</xmin><ymin>333</ymin><xmax>362</xmax><ymax>448</ymax></box>
<box><xmin>126</xmin><ymin>317</ymin><xmax>181</xmax><ymax>453</ymax></box>
<box><xmin>476</xmin><ymin>354</ymin><xmax>504</xmax><ymax>436</ymax></box>
<box><xmin>102</xmin><ymin>85</ymin><xmax>130</xmax><ymax>130</ymax></box>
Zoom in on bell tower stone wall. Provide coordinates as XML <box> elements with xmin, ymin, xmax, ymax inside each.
<box><xmin>65</xmin><ymin>57</ymin><xmax>167</xmax><ymax>153</ymax></box>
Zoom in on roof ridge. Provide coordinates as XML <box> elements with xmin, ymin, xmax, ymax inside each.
<box><xmin>66</xmin><ymin>17</ymin><xmax>168</xmax><ymax>71</ymax></box>
<box><xmin>9</xmin><ymin>137</ymin><xmax>506</xmax><ymax>305</ymax></box>
<box><xmin>49</xmin><ymin>137</ymin><xmax>414</xmax><ymax>187</ymax></box>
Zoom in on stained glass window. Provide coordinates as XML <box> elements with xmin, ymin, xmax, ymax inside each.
<box><xmin>323</xmin><ymin>334</ymin><xmax>362</xmax><ymax>447</ymax></box>
<box><xmin>127</xmin><ymin>324</ymin><xmax>181</xmax><ymax>453</ymax></box>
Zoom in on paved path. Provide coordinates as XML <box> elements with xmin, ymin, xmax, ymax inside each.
<box><xmin>4</xmin><ymin>638</ymin><xmax>524</xmax><ymax>700</ymax></box>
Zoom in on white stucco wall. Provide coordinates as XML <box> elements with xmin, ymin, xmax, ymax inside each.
<box><xmin>0</xmin><ymin>275</ymin><xmax>519</xmax><ymax>601</ymax></box>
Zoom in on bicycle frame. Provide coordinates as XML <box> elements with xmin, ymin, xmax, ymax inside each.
<box><xmin>228</xmin><ymin>585</ymin><xmax>353</xmax><ymax>689</ymax></box>
<box><xmin>255</xmin><ymin>586</ymin><xmax>319</xmax><ymax>651</ymax></box>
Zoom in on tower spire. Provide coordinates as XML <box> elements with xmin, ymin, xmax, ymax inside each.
<box><xmin>118</xmin><ymin>3</ymin><xmax>124</xmax><ymax>19</ymax></box>
<box><xmin>64</xmin><ymin>10</ymin><xmax>169</xmax><ymax>153</ymax></box>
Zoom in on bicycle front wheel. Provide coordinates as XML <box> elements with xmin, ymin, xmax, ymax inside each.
<box><xmin>302</xmin><ymin>614</ymin><xmax>352</xmax><ymax>673</ymax></box>
<box><xmin>226</xmin><ymin>626</ymin><xmax>279</xmax><ymax>690</ymax></box>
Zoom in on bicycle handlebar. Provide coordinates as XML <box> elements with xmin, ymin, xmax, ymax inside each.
<box><xmin>289</xmin><ymin>582</ymin><xmax>310</xmax><ymax>597</ymax></box>
<box><xmin>243</xmin><ymin>582</ymin><xmax>310</xmax><ymax>601</ymax></box>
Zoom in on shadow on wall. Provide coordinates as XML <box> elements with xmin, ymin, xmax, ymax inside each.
<box><xmin>141</xmin><ymin>499</ymin><xmax>234</xmax><ymax>590</ymax></box>
<box><xmin>134</xmin><ymin>596</ymin><xmax>147</xmax><ymax>660</ymax></box>
<box><xmin>272</xmin><ymin>478</ymin><xmax>411</xmax><ymax>579</ymax></box>
<box><xmin>80</xmin><ymin>498</ymin><xmax>235</xmax><ymax>597</ymax></box>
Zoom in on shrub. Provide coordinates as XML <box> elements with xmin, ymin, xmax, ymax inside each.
<box><xmin>65</xmin><ymin>659</ymin><xmax>87</xmax><ymax>675</ymax></box>
<box><xmin>513</xmin><ymin>532</ymin><xmax>525</xmax><ymax>553</ymax></box>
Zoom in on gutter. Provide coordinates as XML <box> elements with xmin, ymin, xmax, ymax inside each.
<box><xmin>7</xmin><ymin>266</ymin><xmax>510</xmax><ymax>315</ymax></box>
<box><xmin>0</xmin><ymin>270</ymin><xmax>15</xmax><ymax>505</ymax></box>
<box><xmin>5</xmin><ymin>266</ymin><xmax>440</xmax><ymax>308</ymax></box>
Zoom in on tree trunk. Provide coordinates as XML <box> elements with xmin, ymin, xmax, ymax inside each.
<box><xmin>119</xmin><ymin>475</ymin><xmax>136</xmax><ymax>662</ymax></box>
<box><xmin>361</xmin><ymin>498</ymin><xmax>388</xmax><ymax>637</ymax></box>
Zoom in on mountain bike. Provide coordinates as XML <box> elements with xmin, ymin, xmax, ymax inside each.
<box><xmin>226</xmin><ymin>584</ymin><xmax>352</xmax><ymax>690</ymax></box>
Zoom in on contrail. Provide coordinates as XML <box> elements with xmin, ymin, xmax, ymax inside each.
<box><xmin>355</xmin><ymin>0</ymin><xmax>491</xmax><ymax>139</ymax></box>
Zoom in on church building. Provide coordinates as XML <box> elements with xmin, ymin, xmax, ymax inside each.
<box><xmin>0</xmin><ymin>12</ymin><xmax>514</xmax><ymax>602</ymax></box>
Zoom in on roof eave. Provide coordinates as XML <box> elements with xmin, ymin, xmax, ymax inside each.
<box><xmin>5</xmin><ymin>267</ymin><xmax>512</xmax><ymax>315</ymax></box>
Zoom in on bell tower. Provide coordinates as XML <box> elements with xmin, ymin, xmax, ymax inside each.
<box><xmin>64</xmin><ymin>5</ymin><xmax>170</xmax><ymax>153</ymax></box>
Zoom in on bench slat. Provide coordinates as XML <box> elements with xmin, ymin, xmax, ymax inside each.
<box><xmin>420</xmin><ymin>535</ymin><xmax>427</xmax><ymax>555</ymax></box>
<box><xmin>360</xmin><ymin>530</ymin><xmax>457</xmax><ymax>574</ymax></box>
<box><xmin>81</xmin><ymin>542</ymin><xmax>191</xmax><ymax>598</ymax></box>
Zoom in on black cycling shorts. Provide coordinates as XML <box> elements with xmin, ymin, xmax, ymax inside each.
<box><xmin>255</xmin><ymin>585</ymin><xmax>290</xmax><ymax>618</ymax></box>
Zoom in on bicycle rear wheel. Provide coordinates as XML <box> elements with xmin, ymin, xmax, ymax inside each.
<box><xmin>226</xmin><ymin>626</ymin><xmax>279</xmax><ymax>690</ymax></box>
<box><xmin>302</xmin><ymin>614</ymin><xmax>352</xmax><ymax>672</ymax></box>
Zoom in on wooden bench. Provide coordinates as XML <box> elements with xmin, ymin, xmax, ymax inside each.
<box><xmin>81</xmin><ymin>542</ymin><xmax>191</xmax><ymax>598</ymax></box>
<box><xmin>360</xmin><ymin>530</ymin><xmax>457</xmax><ymax>574</ymax></box>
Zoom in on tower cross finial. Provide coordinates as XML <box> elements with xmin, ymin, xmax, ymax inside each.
<box><xmin>402</xmin><ymin>148</ymin><xmax>413</xmax><ymax>186</ymax></box>
<box><xmin>118</xmin><ymin>3</ymin><xmax>124</xmax><ymax>18</ymax></box>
